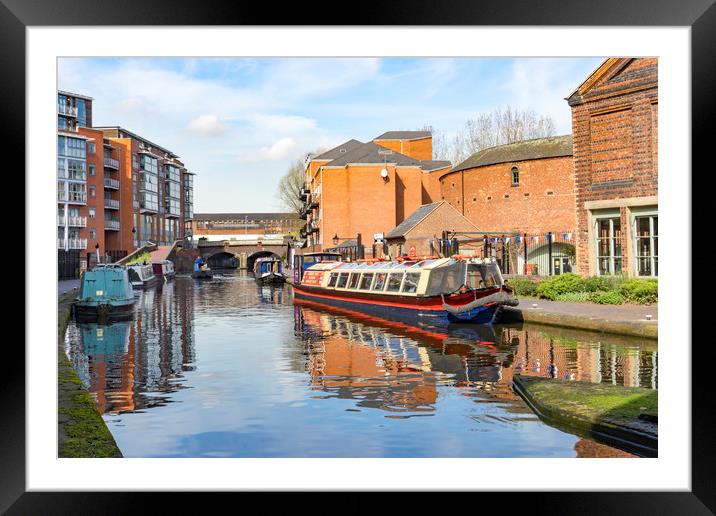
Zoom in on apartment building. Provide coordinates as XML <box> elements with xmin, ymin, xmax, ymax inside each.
<box><xmin>57</xmin><ymin>91</ymin><xmax>196</xmax><ymax>270</ymax></box>
<box><xmin>299</xmin><ymin>131</ymin><xmax>451</xmax><ymax>256</ymax></box>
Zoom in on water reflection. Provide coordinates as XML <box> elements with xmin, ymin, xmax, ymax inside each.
<box><xmin>64</xmin><ymin>272</ymin><xmax>654</xmax><ymax>457</ymax></box>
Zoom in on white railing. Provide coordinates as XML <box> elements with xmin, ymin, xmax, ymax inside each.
<box><xmin>57</xmin><ymin>238</ymin><xmax>87</xmax><ymax>250</ymax></box>
<box><xmin>58</xmin><ymin>104</ymin><xmax>77</xmax><ymax>116</ymax></box>
<box><xmin>104</xmin><ymin>220</ymin><xmax>121</xmax><ymax>230</ymax></box>
<box><xmin>57</xmin><ymin>215</ymin><xmax>87</xmax><ymax>227</ymax></box>
<box><xmin>104</xmin><ymin>177</ymin><xmax>120</xmax><ymax>189</ymax></box>
<box><xmin>58</xmin><ymin>191</ymin><xmax>87</xmax><ymax>204</ymax></box>
<box><xmin>104</xmin><ymin>198</ymin><xmax>120</xmax><ymax>209</ymax></box>
<box><xmin>104</xmin><ymin>157</ymin><xmax>120</xmax><ymax>169</ymax></box>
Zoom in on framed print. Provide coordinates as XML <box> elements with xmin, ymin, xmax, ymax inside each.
<box><xmin>6</xmin><ymin>0</ymin><xmax>712</xmax><ymax>511</ymax></box>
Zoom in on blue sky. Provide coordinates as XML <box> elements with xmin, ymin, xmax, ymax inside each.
<box><xmin>58</xmin><ymin>57</ymin><xmax>603</xmax><ymax>213</ymax></box>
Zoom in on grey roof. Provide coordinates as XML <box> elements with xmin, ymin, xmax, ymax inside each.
<box><xmin>385</xmin><ymin>202</ymin><xmax>444</xmax><ymax>239</ymax></box>
<box><xmin>194</xmin><ymin>212</ymin><xmax>300</xmax><ymax>222</ymax></box>
<box><xmin>324</xmin><ymin>142</ymin><xmax>449</xmax><ymax>171</ymax></box>
<box><xmin>94</xmin><ymin>126</ymin><xmax>179</xmax><ymax>158</ymax></box>
<box><xmin>450</xmin><ymin>135</ymin><xmax>573</xmax><ymax>173</ymax></box>
<box><xmin>374</xmin><ymin>131</ymin><xmax>432</xmax><ymax>141</ymax></box>
<box><xmin>312</xmin><ymin>139</ymin><xmax>364</xmax><ymax>160</ymax></box>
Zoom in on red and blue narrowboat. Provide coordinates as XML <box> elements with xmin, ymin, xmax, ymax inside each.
<box><xmin>289</xmin><ymin>256</ymin><xmax>518</xmax><ymax>325</ymax></box>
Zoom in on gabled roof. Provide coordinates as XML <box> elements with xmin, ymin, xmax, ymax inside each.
<box><xmin>323</xmin><ymin>142</ymin><xmax>449</xmax><ymax>171</ymax></box>
<box><xmin>449</xmin><ymin>135</ymin><xmax>573</xmax><ymax>174</ymax></box>
<box><xmin>374</xmin><ymin>130</ymin><xmax>432</xmax><ymax>141</ymax></box>
<box><xmin>311</xmin><ymin>139</ymin><xmax>364</xmax><ymax>160</ymax></box>
<box><xmin>385</xmin><ymin>202</ymin><xmax>444</xmax><ymax>239</ymax></box>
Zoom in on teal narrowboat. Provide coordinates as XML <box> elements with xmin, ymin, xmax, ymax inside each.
<box><xmin>74</xmin><ymin>264</ymin><xmax>135</xmax><ymax>321</ymax></box>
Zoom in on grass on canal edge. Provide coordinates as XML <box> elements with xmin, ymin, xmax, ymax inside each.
<box><xmin>515</xmin><ymin>375</ymin><xmax>657</xmax><ymax>426</ymax></box>
<box><xmin>57</xmin><ymin>290</ymin><xmax>122</xmax><ymax>458</ymax></box>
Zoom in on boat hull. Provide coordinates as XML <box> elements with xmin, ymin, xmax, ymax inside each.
<box><xmin>130</xmin><ymin>275</ymin><xmax>159</xmax><ymax>289</ymax></box>
<box><xmin>192</xmin><ymin>270</ymin><xmax>213</xmax><ymax>279</ymax></box>
<box><xmin>256</xmin><ymin>273</ymin><xmax>285</xmax><ymax>285</ymax></box>
<box><xmin>290</xmin><ymin>283</ymin><xmax>513</xmax><ymax>325</ymax></box>
<box><xmin>74</xmin><ymin>299</ymin><xmax>135</xmax><ymax>322</ymax></box>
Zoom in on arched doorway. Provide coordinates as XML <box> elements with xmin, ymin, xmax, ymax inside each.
<box><xmin>247</xmin><ymin>250</ymin><xmax>280</xmax><ymax>272</ymax></box>
<box><xmin>207</xmin><ymin>251</ymin><xmax>239</xmax><ymax>269</ymax></box>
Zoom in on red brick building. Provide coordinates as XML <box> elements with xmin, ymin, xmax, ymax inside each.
<box><xmin>384</xmin><ymin>201</ymin><xmax>479</xmax><ymax>258</ymax></box>
<box><xmin>438</xmin><ymin>135</ymin><xmax>575</xmax><ymax>234</ymax></box>
<box><xmin>300</xmin><ymin>131</ymin><xmax>451</xmax><ymax>256</ymax></box>
<box><xmin>567</xmin><ymin>58</ymin><xmax>658</xmax><ymax>277</ymax></box>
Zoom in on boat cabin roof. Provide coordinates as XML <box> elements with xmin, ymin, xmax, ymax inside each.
<box><xmin>307</xmin><ymin>257</ymin><xmax>451</xmax><ymax>273</ymax></box>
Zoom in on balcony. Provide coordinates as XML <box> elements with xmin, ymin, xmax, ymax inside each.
<box><xmin>104</xmin><ymin>198</ymin><xmax>120</xmax><ymax>210</ymax></box>
<box><xmin>104</xmin><ymin>156</ymin><xmax>120</xmax><ymax>170</ymax></box>
<box><xmin>104</xmin><ymin>219</ymin><xmax>121</xmax><ymax>231</ymax></box>
<box><xmin>104</xmin><ymin>177</ymin><xmax>120</xmax><ymax>190</ymax></box>
<box><xmin>57</xmin><ymin>215</ymin><xmax>87</xmax><ymax>227</ymax></box>
<box><xmin>57</xmin><ymin>238</ymin><xmax>87</xmax><ymax>250</ymax></box>
<box><xmin>58</xmin><ymin>191</ymin><xmax>87</xmax><ymax>204</ymax></box>
<box><xmin>58</xmin><ymin>104</ymin><xmax>77</xmax><ymax>117</ymax></box>
<box><xmin>299</xmin><ymin>186</ymin><xmax>310</xmax><ymax>201</ymax></box>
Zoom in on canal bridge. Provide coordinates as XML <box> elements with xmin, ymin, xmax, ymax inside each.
<box><xmin>197</xmin><ymin>237</ymin><xmax>291</xmax><ymax>270</ymax></box>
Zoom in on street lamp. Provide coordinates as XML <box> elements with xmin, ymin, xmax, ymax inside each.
<box><xmin>332</xmin><ymin>233</ymin><xmax>340</xmax><ymax>246</ymax></box>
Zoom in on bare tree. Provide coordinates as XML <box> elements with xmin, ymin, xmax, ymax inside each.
<box><xmin>276</xmin><ymin>157</ymin><xmax>306</xmax><ymax>214</ymax></box>
<box><xmin>425</xmin><ymin>106</ymin><xmax>557</xmax><ymax>165</ymax></box>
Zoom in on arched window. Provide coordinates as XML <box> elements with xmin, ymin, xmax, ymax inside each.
<box><xmin>511</xmin><ymin>167</ymin><xmax>519</xmax><ymax>186</ymax></box>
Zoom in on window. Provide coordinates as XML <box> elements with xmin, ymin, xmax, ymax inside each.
<box><xmin>88</xmin><ymin>142</ymin><xmax>96</xmax><ymax>154</ymax></box>
<box><xmin>511</xmin><ymin>167</ymin><xmax>519</xmax><ymax>185</ymax></box>
<box><xmin>359</xmin><ymin>273</ymin><xmax>374</xmax><ymax>290</ymax></box>
<box><xmin>634</xmin><ymin>215</ymin><xmax>658</xmax><ymax>277</ymax></box>
<box><xmin>336</xmin><ymin>273</ymin><xmax>349</xmax><ymax>288</ymax></box>
<box><xmin>373</xmin><ymin>273</ymin><xmax>387</xmax><ymax>291</ymax></box>
<box><xmin>140</xmin><ymin>154</ymin><xmax>159</xmax><ymax>174</ymax></box>
<box><xmin>595</xmin><ymin>217</ymin><xmax>622</xmax><ymax>275</ymax></box>
<box><xmin>386</xmin><ymin>273</ymin><xmax>404</xmax><ymax>292</ymax></box>
<box><xmin>89</xmin><ymin>186</ymin><xmax>96</xmax><ymax>197</ymax></box>
<box><xmin>327</xmin><ymin>273</ymin><xmax>339</xmax><ymax>287</ymax></box>
<box><xmin>401</xmin><ymin>272</ymin><xmax>421</xmax><ymax>293</ymax></box>
<box><xmin>88</xmin><ymin>208</ymin><xmax>96</xmax><ymax>219</ymax></box>
<box><xmin>348</xmin><ymin>273</ymin><xmax>360</xmax><ymax>289</ymax></box>
<box><xmin>89</xmin><ymin>228</ymin><xmax>96</xmax><ymax>239</ymax></box>
<box><xmin>89</xmin><ymin>164</ymin><xmax>95</xmax><ymax>176</ymax></box>
<box><xmin>132</xmin><ymin>154</ymin><xmax>139</xmax><ymax>170</ymax></box>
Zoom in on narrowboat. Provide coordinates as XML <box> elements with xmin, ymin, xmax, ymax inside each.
<box><xmin>151</xmin><ymin>259</ymin><xmax>175</xmax><ymax>279</ymax></box>
<box><xmin>289</xmin><ymin>257</ymin><xmax>518</xmax><ymax>325</ymax></box>
<box><xmin>126</xmin><ymin>263</ymin><xmax>159</xmax><ymax>288</ymax></box>
<box><xmin>74</xmin><ymin>264</ymin><xmax>135</xmax><ymax>320</ymax></box>
<box><xmin>291</xmin><ymin>251</ymin><xmax>343</xmax><ymax>284</ymax></box>
<box><xmin>253</xmin><ymin>257</ymin><xmax>285</xmax><ymax>285</ymax></box>
<box><xmin>192</xmin><ymin>268</ymin><xmax>213</xmax><ymax>279</ymax></box>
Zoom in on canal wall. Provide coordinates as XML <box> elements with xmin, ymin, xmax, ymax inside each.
<box><xmin>57</xmin><ymin>290</ymin><xmax>122</xmax><ymax>458</ymax></box>
<box><xmin>502</xmin><ymin>299</ymin><xmax>657</xmax><ymax>339</ymax></box>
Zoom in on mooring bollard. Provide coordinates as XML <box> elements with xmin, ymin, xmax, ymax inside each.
<box><xmin>645</xmin><ymin>314</ymin><xmax>653</xmax><ymax>321</ymax></box>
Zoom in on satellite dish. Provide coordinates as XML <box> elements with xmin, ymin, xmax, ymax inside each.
<box><xmin>380</xmin><ymin>168</ymin><xmax>388</xmax><ymax>178</ymax></box>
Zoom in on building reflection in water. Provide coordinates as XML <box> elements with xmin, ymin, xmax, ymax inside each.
<box><xmin>292</xmin><ymin>299</ymin><xmax>658</xmax><ymax>417</ymax></box>
<box><xmin>65</xmin><ymin>279</ymin><xmax>196</xmax><ymax>415</ymax></box>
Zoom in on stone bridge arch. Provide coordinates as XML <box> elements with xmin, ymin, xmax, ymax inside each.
<box><xmin>206</xmin><ymin>251</ymin><xmax>239</xmax><ymax>269</ymax></box>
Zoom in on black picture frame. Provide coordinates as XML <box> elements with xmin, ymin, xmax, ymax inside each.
<box><xmin>6</xmin><ymin>0</ymin><xmax>709</xmax><ymax>511</ymax></box>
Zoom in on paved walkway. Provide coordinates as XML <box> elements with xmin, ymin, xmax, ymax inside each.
<box><xmin>504</xmin><ymin>297</ymin><xmax>657</xmax><ymax>339</ymax></box>
<box><xmin>58</xmin><ymin>279</ymin><xmax>80</xmax><ymax>297</ymax></box>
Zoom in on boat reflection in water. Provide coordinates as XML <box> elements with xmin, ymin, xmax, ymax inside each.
<box><xmin>65</xmin><ymin>279</ymin><xmax>196</xmax><ymax>416</ymax></box>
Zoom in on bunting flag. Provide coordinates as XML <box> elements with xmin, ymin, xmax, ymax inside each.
<box><xmin>562</xmin><ymin>232</ymin><xmax>567</xmax><ymax>242</ymax></box>
<box><xmin>567</xmin><ymin>232</ymin><xmax>573</xmax><ymax>241</ymax></box>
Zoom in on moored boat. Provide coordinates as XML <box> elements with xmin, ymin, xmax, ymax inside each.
<box><xmin>151</xmin><ymin>259</ymin><xmax>175</xmax><ymax>279</ymax></box>
<box><xmin>289</xmin><ymin>256</ymin><xmax>517</xmax><ymax>325</ymax></box>
<box><xmin>127</xmin><ymin>263</ymin><xmax>159</xmax><ymax>288</ymax></box>
<box><xmin>253</xmin><ymin>257</ymin><xmax>285</xmax><ymax>285</ymax></box>
<box><xmin>74</xmin><ymin>264</ymin><xmax>135</xmax><ymax>321</ymax></box>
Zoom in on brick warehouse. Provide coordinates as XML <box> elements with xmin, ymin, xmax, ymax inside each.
<box><xmin>300</xmin><ymin>131</ymin><xmax>451</xmax><ymax>256</ymax></box>
<box><xmin>438</xmin><ymin>135</ymin><xmax>576</xmax><ymax>234</ymax></box>
<box><xmin>567</xmin><ymin>58</ymin><xmax>658</xmax><ymax>277</ymax></box>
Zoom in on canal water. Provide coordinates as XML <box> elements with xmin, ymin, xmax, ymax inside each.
<box><xmin>64</xmin><ymin>271</ymin><xmax>657</xmax><ymax>458</ymax></box>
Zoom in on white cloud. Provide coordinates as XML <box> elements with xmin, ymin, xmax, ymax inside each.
<box><xmin>239</xmin><ymin>137</ymin><xmax>298</xmax><ymax>162</ymax></box>
<box><xmin>188</xmin><ymin>114</ymin><xmax>231</xmax><ymax>136</ymax></box>
<box><xmin>245</xmin><ymin>114</ymin><xmax>317</xmax><ymax>134</ymax></box>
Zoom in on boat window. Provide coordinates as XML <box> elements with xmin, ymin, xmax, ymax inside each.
<box><xmin>480</xmin><ymin>263</ymin><xmax>503</xmax><ymax>287</ymax></box>
<box><xmin>424</xmin><ymin>260</ymin><xmax>467</xmax><ymax>296</ymax></box>
<box><xmin>401</xmin><ymin>272</ymin><xmax>421</xmax><ymax>293</ymax></box>
<box><xmin>386</xmin><ymin>273</ymin><xmax>404</xmax><ymax>292</ymax></box>
<box><xmin>373</xmin><ymin>272</ymin><xmax>387</xmax><ymax>291</ymax></box>
<box><xmin>336</xmin><ymin>273</ymin><xmax>349</xmax><ymax>288</ymax></box>
<box><xmin>327</xmin><ymin>273</ymin><xmax>338</xmax><ymax>287</ymax></box>
<box><xmin>359</xmin><ymin>273</ymin><xmax>374</xmax><ymax>290</ymax></box>
<box><xmin>348</xmin><ymin>273</ymin><xmax>360</xmax><ymax>289</ymax></box>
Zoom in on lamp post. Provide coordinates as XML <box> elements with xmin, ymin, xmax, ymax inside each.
<box><xmin>132</xmin><ymin>226</ymin><xmax>137</xmax><ymax>249</ymax></box>
<box><xmin>332</xmin><ymin>233</ymin><xmax>363</xmax><ymax>260</ymax></box>
<box><xmin>95</xmin><ymin>242</ymin><xmax>100</xmax><ymax>264</ymax></box>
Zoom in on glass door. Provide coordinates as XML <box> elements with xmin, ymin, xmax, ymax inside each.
<box><xmin>595</xmin><ymin>217</ymin><xmax>622</xmax><ymax>275</ymax></box>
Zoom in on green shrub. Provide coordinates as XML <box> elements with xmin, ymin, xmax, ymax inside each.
<box><xmin>619</xmin><ymin>278</ymin><xmax>658</xmax><ymax>304</ymax></box>
<box><xmin>555</xmin><ymin>291</ymin><xmax>591</xmax><ymax>303</ymax></box>
<box><xmin>508</xmin><ymin>277</ymin><xmax>539</xmax><ymax>296</ymax></box>
<box><xmin>126</xmin><ymin>251</ymin><xmax>151</xmax><ymax>266</ymax></box>
<box><xmin>535</xmin><ymin>273</ymin><xmax>585</xmax><ymax>300</ymax></box>
<box><xmin>588</xmin><ymin>290</ymin><xmax>625</xmax><ymax>304</ymax></box>
<box><xmin>582</xmin><ymin>275</ymin><xmax>624</xmax><ymax>292</ymax></box>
